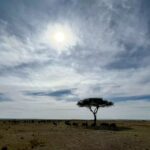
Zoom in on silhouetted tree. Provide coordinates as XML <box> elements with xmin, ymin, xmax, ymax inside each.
<box><xmin>77</xmin><ymin>98</ymin><xmax>113</xmax><ymax>126</ymax></box>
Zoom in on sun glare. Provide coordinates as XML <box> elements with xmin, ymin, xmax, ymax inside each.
<box><xmin>54</xmin><ymin>31</ymin><xmax>65</xmax><ymax>43</ymax></box>
<box><xmin>42</xmin><ymin>24</ymin><xmax>78</xmax><ymax>53</ymax></box>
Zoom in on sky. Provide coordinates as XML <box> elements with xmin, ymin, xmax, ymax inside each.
<box><xmin>0</xmin><ymin>0</ymin><xmax>150</xmax><ymax>120</ymax></box>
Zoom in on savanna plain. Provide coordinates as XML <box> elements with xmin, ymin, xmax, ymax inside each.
<box><xmin>0</xmin><ymin>120</ymin><xmax>150</xmax><ymax>150</ymax></box>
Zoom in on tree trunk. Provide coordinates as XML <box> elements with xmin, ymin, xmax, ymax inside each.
<box><xmin>93</xmin><ymin>113</ymin><xmax>97</xmax><ymax>126</ymax></box>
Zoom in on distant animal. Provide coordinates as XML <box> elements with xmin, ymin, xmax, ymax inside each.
<box><xmin>53</xmin><ymin>122</ymin><xmax>57</xmax><ymax>126</ymax></box>
<box><xmin>109</xmin><ymin>123</ymin><xmax>117</xmax><ymax>129</ymax></box>
<box><xmin>82</xmin><ymin>122</ymin><xmax>88</xmax><ymax>127</ymax></box>
<box><xmin>101</xmin><ymin>123</ymin><xmax>109</xmax><ymax>127</ymax></box>
<box><xmin>72</xmin><ymin>122</ymin><xmax>78</xmax><ymax>127</ymax></box>
<box><xmin>91</xmin><ymin>123</ymin><xmax>95</xmax><ymax>127</ymax></box>
<box><xmin>65</xmin><ymin>121</ymin><xmax>71</xmax><ymax>126</ymax></box>
<box><xmin>12</xmin><ymin>120</ymin><xmax>17</xmax><ymax>124</ymax></box>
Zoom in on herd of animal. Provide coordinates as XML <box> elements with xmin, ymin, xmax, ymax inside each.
<box><xmin>0</xmin><ymin>120</ymin><xmax>117</xmax><ymax>130</ymax></box>
<box><xmin>53</xmin><ymin>120</ymin><xmax>117</xmax><ymax>129</ymax></box>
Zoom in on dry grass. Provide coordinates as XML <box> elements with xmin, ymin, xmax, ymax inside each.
<box><xmin>0</xmin><ymin>120</ymin><xmax>150</xmax><ymax>150</ymax></box>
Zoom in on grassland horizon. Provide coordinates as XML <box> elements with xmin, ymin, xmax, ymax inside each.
<box><xmin>0</xmin><ymin>119</ymin><xmax>150</xmax><ymax>150</ymax></box>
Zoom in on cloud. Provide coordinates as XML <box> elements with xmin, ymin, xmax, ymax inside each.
<box><xmin>24</xmin><ymin>89</ymin><xmax>77</xmax><ymax>101</ymax></box>
<box><xmin>108</xmin><ymin>94</ymin><xmax>150</xmax><ymax>102</ymax></box>
<box><xmin>0</xmin><ymin>93</ymin><xmax>11</xmax><ymax>102</ymax></box>
<box><xmin>99</xmin><ymin>100</ymin><xmax>150</xmax><ymax>120</ymax></box>
<box><xmin>0</xmin><ymin>0</ymin><xmax>150</xmax><ymax>119</ymax></box>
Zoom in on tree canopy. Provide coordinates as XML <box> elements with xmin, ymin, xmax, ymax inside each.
<box><xmin>77</xmin><ymin>98</ymin><xmax>113</xmax><ymax>126</ymax></box>
<box><xmin>77</xmin><ymin>98</ymin><xmax>113</xmax><ymax>108</ymax></box>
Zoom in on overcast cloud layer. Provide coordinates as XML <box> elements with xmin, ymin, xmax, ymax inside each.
<box><xmin>0</xmin><ymin>0</ymin><xmax>150</xmax><ymax>119</ymax></box>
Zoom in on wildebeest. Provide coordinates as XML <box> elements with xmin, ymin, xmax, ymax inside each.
<box><xmin>100</xmin><ymin>123</ymin><xmax>109</xmax><ymax>127</ymax></box>
<box><xmin>82</xmin><ymin>122</ymin><xmax>88</xmax><ymax>127</ymax></box>
<box><xmin>91</xmin><ymin>123</ymin><xmax>96</xmax><ymax>127</ymax></box>
<box><xmin>109</xmin><ymin>123</ymin><xmax>117</xmax><ymax>129</ymax></box>
<box><xmin>72</xmin><ymin>122</ymin><xmax>78</xmax><ymax>127</ymax></box>
<box><xmin>53</xmin><ymin>121</ymin><xmax>57</xmax><ymax>126</ymax></box>
<box><xmin>65</xmin><ymin>121</ymin><xmax>71</xmax><ymax>126</ymax></box>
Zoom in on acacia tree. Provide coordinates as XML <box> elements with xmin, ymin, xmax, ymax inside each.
<box><xmin>77</xmin><ymin>98</ymin><xmax>113</xmax><ymax>126</ymax></box>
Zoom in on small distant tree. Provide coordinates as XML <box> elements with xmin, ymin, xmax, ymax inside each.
<box><xmin>77</xmin><ymin>98</ymin><xmax>113</xmax><ymax>126</ymax></box>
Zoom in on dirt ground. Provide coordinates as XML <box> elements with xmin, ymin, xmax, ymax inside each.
<box><xmin>0</xmin><ymin>120</ymin><xmax>149</xmax><ymax>150</ymax></box>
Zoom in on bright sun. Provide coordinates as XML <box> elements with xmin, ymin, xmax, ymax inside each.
<box><xmin>42</xmin><ymin>24</ymin><xmax>78</xmax><ymax>53</ymax></box>
<box><xmin>54</xmin><ymin>31</ymin><xmax>65</xmax><ymax>43</ymax></box>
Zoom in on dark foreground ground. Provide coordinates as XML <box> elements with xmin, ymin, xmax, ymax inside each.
<box><xmin>0</xmin><ymin>120</ymin><xmax>150</xmax><ymax>150</ymax></box>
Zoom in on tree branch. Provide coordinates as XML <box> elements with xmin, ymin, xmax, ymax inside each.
<box><xmin>89</xmin><ymin>106</ymin><xmax>94</xmax><ymax>113</ymax></box>
<box><xmin>94</xmin><ymin>106</ymin><xmax>99</xmax><ymax>114</ymax></box>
